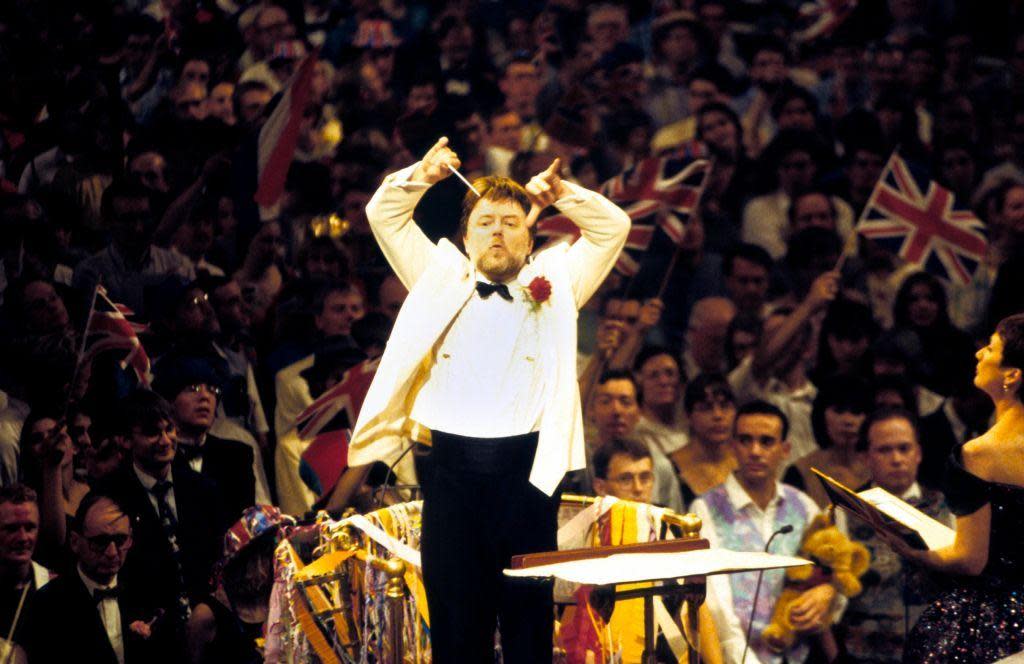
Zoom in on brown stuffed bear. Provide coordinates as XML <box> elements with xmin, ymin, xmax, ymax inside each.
<box><xmin>761</xmin><ymin>508</ymin><xmax>870</xmax><ymax>653</ymax></box>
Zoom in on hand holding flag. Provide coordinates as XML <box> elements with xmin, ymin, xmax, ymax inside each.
<box><xmin>855</xmin><ymin>152</ymin><xmax>988</xmax><ymax>285</ymax></box>
<box><xmin>79</xmin><ymin>285</ymin><xmax>153</xmax><ymax>387</ymax></box>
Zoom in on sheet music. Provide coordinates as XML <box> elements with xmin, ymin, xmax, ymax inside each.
<box><xmin>505</xmin><ymin>548</ymin><xmax>810</xmax><ymax>585</ymax></box>
<box><xmin>858</xmin><ymin>487</ymin><xmax>955</xmax><ymax>550</ymax></box>
<box><xmin>813</xmin><ymin>468</ymin><xmax>955</xmax><ymax>551</ymax></box>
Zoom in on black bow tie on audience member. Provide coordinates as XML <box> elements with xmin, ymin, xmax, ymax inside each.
<box><xmin>475</xmin><ymin>281</ymin><xmax>513</xmax><ymax>302</ymax></box>
<box><xmin>93</xmin><ymin>586</ymin><xmax>120</xmax><ymax>602</ymax></box>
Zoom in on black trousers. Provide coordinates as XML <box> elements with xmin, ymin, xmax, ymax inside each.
<box><xmin>418</xmin><ymin>430</ymin><xmax>559</xmax><ymax>664</ymax></box>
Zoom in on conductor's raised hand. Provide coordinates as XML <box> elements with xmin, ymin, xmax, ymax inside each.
<box><xmin>525</xmin><ymin>158</ymin><xmax>567</xmax><ymax>220</ymax></box>
<box><xmin>411</xmin><ymin>137</ymin><xmax>461</xmax><ymax>185</ymax></box>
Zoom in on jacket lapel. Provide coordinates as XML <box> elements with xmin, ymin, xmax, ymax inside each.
<box><xmin>68</xmin><ymin>574</ymin><xmax>120</xmax><ymax>664</ymax></box>
<box><xmin>351</xmin><ymin>240</ymin><xmax>474</xmax><ymax>462</ymax></box>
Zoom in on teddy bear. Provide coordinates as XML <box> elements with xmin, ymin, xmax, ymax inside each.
<box><xmin>761</xmin><ymin>508</ymin><xmax>871</xmax><ymax>653</ymax></box>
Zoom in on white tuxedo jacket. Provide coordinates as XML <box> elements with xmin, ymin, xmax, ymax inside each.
<box><xmin>349</xmin><ymin>163</ymin><xmax>629</xmax><ymax>495</ymax></box>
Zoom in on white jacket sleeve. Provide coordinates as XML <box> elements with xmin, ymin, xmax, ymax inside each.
<box><xmin>553</xmin><ymin>181</ymin><xmax>631</xmax><ymax>309</ymax></box>
<box><xmin>364</xmin><ymin>162</ymin><xmax>438</xmax><ymax>289</ymax></box>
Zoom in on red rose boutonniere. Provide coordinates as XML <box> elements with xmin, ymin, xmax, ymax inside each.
<box><xmin>128</xmin><ymin>620</ymin><xmax>154</xmax><ymax>639</ymax></box>
<box><xmin>523</xmin><ymin>276</ymin><xmax>552</xmax><ymax>313</ymax></box>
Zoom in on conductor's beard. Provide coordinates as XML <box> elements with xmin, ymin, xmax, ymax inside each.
<box><xmin>477</xmin><ymin>245</ymin><xmax>527</xmax><ymax>283</ymax></box>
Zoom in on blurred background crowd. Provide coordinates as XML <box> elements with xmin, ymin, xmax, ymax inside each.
<box><xmin>1</xmin><ymin>0</ymin><xmax>1024</xmax><ymax>662</ymax></box>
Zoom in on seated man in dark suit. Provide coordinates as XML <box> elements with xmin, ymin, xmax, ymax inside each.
<box><xmin>97</xmin><ymin>390</ymin><xmax>229</xmax><ymax>639</ymax></box>
<box><xmin>152</xmin><ymin>353</ymin><xmax>257</xmax><ymax>519</ymax></box>
<box><xmin>22</xmin><ymin>492</ymin><xmax>170</xmax><ymax>664</ymax></box>
<box><xmin>836</xmin><ymin>407</ymin><xmax>953</xmax><ymax>663</ymax></box>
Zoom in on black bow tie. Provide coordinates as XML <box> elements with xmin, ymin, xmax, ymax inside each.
<box><xmin>93</xmin><ymin>586</ymin><xmax>119</xmax><ymax>602</ymax></box>
<box><xmin>476</xmin><ymin>281</ymin><xmax>513</xmax><ymax>302</ymax></box>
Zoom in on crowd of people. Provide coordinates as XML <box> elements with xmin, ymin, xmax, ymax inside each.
<box><xmin>1</xmin><ymin>0</ymin><xmax>1024</xmax><ymax>662</ymax></box>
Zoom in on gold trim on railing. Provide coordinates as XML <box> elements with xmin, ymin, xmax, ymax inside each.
<box><xmin>558</xmin><ymin>494</ymin><xmax>703</xmax><ymax>539</ymax></box>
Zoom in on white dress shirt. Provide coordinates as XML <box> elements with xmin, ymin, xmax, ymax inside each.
<box><xmin>78</xmin><ymin>566</ymin><xmax>124</xmax><ymax>664</ymax></box>
<box><xmin>410</xmin><ymin>277</ymin><xmax>546</xmax><ymax>438</ymax></box>
<box><xmin>133</xmin><ymin>464</ymin><xmax>178</xmax><ymax>522</ymax></box>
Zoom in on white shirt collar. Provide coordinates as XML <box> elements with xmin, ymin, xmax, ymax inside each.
<box><xmin>132</xmin><ymin>463</ymin><xmax>172</xmax><ymax>491</ymax></box>
<box><xmin>723</xmin><ymin>473</ymin><xmax>786</xmax><ymax>512</ymax></box>
<box><xmin>890</xmin><ymin>481</ymin><xmax>922</xmax><ymax>501</ymax></box>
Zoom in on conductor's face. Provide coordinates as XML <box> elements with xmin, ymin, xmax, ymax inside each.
<box><xmin>463</xmin><ymin>198</ymin><xmax>533</xmax><ymax>282</ymax></box>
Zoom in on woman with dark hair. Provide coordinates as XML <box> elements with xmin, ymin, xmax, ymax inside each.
<box><xmin>896</xmin><ymin>313</ymin><xmax>1024</xmax><ymax>662</ymax></box>
<box><xmin>892</xmin><ymin>272</ymin><xmax>976</xmax><ymax>397</ymax></box>
<box><xmin>813</xmin><ymin>299</ymin><xmax>877</xmax><ymax>382</ymax></box>
<box><xmin>783</xmin><ymin>374</ymin><xmax>871</xmax><ymax>506</ymax></box>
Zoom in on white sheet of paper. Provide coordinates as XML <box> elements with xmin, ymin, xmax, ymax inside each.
<box><xmin>858</xmin><ymin>487</ymin><xmax>956</xmax><ymax>550</ymax></box>
<box><xmin>504</xmin><ymin>548</ymin><xmax>810</xmax><ymax>585</ymax></box>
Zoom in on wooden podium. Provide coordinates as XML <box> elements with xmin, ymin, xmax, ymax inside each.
<box><xmin>511</xmin><ymin>513</ymin><xmax>709</xmax><ymax>664</ymax></box>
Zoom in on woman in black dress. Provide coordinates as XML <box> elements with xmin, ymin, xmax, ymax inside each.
<box><xmin>896</xmin><ymin>313</ymin><xmax>1024</xmax><ymax>663</ymax></box>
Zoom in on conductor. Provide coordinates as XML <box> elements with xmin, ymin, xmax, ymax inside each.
<box><xmin>339</xmin><ymin>137</ymin><xmax>630</xmax><ymax>662</ymax></box>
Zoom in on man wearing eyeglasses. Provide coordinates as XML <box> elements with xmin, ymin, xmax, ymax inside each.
<box><xmin>152</xmin><ymin>352</ymin><xmax>256</xmax><ymax>521</ymax></box>
<box><xmin>95</xmin><ymin>390</ymin><xmax>228</xmax><ymax>651</ymax></box>
<box><xmin>591</xmin><ymin>437</ymin><xmax>655</xmax><ymax>504</ymax></box>
<box><xmin>23</xmin><ymin>492</ymin><xmax>171</xmax><ymax>663</ymax></box>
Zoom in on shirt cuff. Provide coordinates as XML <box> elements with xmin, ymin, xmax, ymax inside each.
<box><xmin>388</xmin><ymin>162</ymin><xmax>432</xmax><ymax>190</ymax></box>
<box><xmin>552</xmin><ymin>180</ymin><xmax>594</xmax><ymax>210</ymax></box>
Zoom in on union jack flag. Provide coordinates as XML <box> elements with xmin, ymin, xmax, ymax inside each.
<box><xmin>857</xmin><ymin>153</ymin><xmax>988</xmax><ymax>285</ymax></box>
<box><xmin>82</xmin><ymin>285</ymin><xmax>152</xmax><ymax>386</ymax></box>
<box><xmin>794</xmin><ymin>0</ymin><xmax>858</xmax><ymax>42</ymax></box>
<box><xmin>295</xmin><ymin>357</ymin><xmax>380</xmax><ymax>440</ymax></box>
<box><xmin>536</xmin><ymin>146</ymin><xmax>711</xmax><ymax>276</ymax></box>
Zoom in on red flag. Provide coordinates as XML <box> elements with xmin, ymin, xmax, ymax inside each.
<box><xmin>253</xmin><ymin>52</ymin><xmax>318</xmax><ymax>219</ymax></box>
<box><xmin>82</xmin><ymin>286</ymin><xmax>152</xmax><ymax>386</ymax></box>
<box><xmin>857</xmin><ymin>153</ymin><xmax>988</xmax><ymax>285</ymax></box>
<box><xmin>295</xmin><ymin>358</ymin><xmax>380</xmax><ymax>440</ymax></box>
<box><xmin>299</xmin><ymin>429</ymin><xmax>350</xmax><ymax>499</ymax></box>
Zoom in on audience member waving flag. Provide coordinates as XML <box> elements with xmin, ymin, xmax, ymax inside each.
<box><xmin>81</xmin><ymin>285</ymin><xmax>152</xmax><ymax>386</ymax></box>
<box><xmin>253</xmin><ymin>51</ymin><xmax>319</xmax><ymax>221</ymax></box>
<box><xmin>856</xmin><ymin>152</ymin><xmax>988</xmax><ymax>285</ymax></box>
<box><xmin>536</xmin><ymin>144</ymin><xmax>711</xmax><ymax>276</ymax></box>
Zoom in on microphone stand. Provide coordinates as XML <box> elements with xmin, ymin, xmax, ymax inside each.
<box><xmin>741</xmin><ymin>524</ymin><xmax>794</xmax><ymax>664</ymax></box>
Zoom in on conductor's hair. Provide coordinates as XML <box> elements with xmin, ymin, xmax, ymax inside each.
<box><xmin>456</xmin><ymin>176</ymin><xmax>535</xmax><ymax>247</ymax></box>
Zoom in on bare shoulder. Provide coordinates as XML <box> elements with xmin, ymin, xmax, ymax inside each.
<box><xmin>963</xmin><ymin>435</ymin><xmax>1024</xmax><ymax>484</ymax></box>
<box><xmin>962</xmin><ymin>436</ymin><xmax>997</xmax><ymax>476</ymax></box>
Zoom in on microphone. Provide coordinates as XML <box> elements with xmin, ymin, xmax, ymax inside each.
<box><xmin>741</xmin><ymin>524</ymin><xmax>795</xmax><ymax>664</ymax></box>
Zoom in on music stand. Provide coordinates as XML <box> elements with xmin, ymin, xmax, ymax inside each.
<box><xmin>508</xmin><ymin>544</ymin><xmax>810</xmax><ymax>664</ymax></box>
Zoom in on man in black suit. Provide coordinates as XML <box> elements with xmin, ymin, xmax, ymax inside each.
<box><xmin>22</xmin><ymin>492</ymin><xmax>170</xmax><ymax>664</ymax></box>
<box><xmin>97</xmin><ymin>390</ymin><xmax>229</xmax><ymax>639</ymax></box>
<box><xmin>152</xmin><ymin>353</ymin><xmax>257</xmax><ymax>519</ymax></box>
